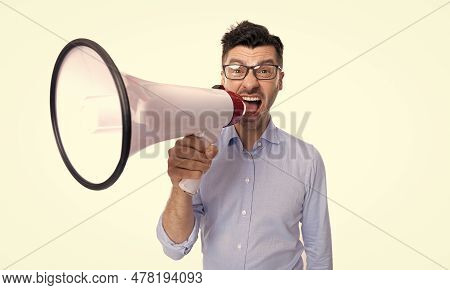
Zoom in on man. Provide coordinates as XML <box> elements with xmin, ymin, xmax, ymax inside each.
<box><xmin>156</xmin><ymin>21</ymin><xmax>332</xmax><ymax>270</ymax></box>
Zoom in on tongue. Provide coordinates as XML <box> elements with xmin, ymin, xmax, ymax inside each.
<box><xmin>244</xmin><ymin>101</ymin><xmax>259</xmax><ymax>114</ymax></box>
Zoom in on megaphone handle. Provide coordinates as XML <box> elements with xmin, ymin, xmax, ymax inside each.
<box><xmin>178</xmin><ymin>131</ymin><xmax>211</xmax><ymax>195</ymax></box>
<box><xmin>178</xmin><ymin>178</ymin><xmax>201</xmax><ymax>196</ymax></box>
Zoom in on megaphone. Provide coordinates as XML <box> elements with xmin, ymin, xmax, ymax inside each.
<box><xmin>50</xmin><ymin>38</ymin><xmax>245</xmax><ymax>193</ymax></box>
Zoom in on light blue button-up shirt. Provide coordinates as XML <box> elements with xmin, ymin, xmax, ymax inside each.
<box><xmin>157</xmin><ymin>118</ymin><xmax>332</xmax><ymax>269</ymax></box>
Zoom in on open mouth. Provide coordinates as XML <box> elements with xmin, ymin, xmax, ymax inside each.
<box><xmin>242</xmin><ymin>96</ymin><xmax>262</xmax><ymax>115</ymax></box>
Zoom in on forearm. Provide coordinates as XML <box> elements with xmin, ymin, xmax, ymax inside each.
<box><xmin>162</xmin><ymin>186</ymin><xmax>195</xmax><ymax>244</ymax></box>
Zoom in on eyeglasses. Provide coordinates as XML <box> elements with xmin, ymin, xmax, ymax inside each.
<box><xmin>222</xmin><ymin>64</ymin><xmax>282</xmax><ymax>80</ymax></box>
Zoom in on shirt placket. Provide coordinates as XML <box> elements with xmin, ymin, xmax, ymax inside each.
<box><xmin>235</xmin><ymin>147</ymin><xmax>258</xmax><ymax>269</ymax></box>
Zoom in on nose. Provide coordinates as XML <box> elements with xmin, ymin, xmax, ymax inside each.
<box><xmin>241</xmin><ymin>68</ymin><xmax>260</xmax><ymax>92</ymax></box>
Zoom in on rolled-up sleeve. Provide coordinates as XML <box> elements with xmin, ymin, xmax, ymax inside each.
<box><xmin>156</xmin><ymin>193</ymin><xmax>204</xmax><ymax>260</ymax></box>
<box><xmin>301</xmin><ymin>147</ymin><xmax>333</xmax><ymax>270</ymax></box>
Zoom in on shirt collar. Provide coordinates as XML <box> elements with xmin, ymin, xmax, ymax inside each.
<box><xmin>223</xmin><ymin>117</ymin><xmax>280</xmax><ymax>146</ymax></box>
<box><xmin>260</xmin><ymin>118</ymin><xmax>280</xmax><ymax>145</ymax></box>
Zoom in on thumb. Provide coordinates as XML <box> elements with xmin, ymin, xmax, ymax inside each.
<box><xmin>205</xmin><ymin>144</ymin><xmax>218</xmax><ymax>160</ymax></box>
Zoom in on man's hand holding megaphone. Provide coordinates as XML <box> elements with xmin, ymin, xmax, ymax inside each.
<box><xmin>167</xmin><ymin>135</ymin><xmax>219</xmax><ymax>195</ymax></box>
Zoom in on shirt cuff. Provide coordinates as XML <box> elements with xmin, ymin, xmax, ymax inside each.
<box><xmin>156</xmin><ymin>214</ymin><xmax>200</xmax><ymax>260</ymax></box>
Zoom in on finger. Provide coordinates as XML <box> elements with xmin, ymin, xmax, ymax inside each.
<box><xmin>205</xmin><ymin>144</ymin><xmax>219</xmax><ymax>159</ymax></box>
<box><xmin>171</xmin><ymin>156</ymin><xmax>211</xmax><ymax>172</ymax></box>
<box><xmin>168</xmin><ymin>167</ymin><xmax>203</xmax><ymax>180</ymax></box>
<box><xmin>177</xmin><ymin>135</ymin><xmax>209</xmax><ymax>153</ymax></box>
<box><xmin>173</xmin><ymin>146</ymin><xmax>209</xmax><ymax>162</ymax></box>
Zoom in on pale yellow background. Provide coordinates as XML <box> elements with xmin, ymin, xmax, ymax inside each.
<box><xmin>1</xmin><ymin>0</ymin><xmax>449</xmax><ymax>270</ymax></box>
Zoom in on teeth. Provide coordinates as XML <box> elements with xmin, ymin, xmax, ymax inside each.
<box><xmin>242</xmin><ymin>97</ymin><xmax>260</xmax><ymax>102</ymax></box>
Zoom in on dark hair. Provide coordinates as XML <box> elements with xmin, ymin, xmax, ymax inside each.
<box><xmin>221</xmin><ymin>21</ymin><xmax>284</xmax><ymax>66</ymax></box>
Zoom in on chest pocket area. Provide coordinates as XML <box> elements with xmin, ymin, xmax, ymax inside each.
<box><xmin>252</xmin><ymin>165</ymin><xmax>305</xmax><ymax>226</ymax></box>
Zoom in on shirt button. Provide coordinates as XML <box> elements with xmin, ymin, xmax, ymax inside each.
<box><xmin>257</xmin><ymin>142</ymin><xmax>262</xmax><ymax>147</ymax></box>
<box><xmin>241</xmin><ymin>210</ymin><xmax>247</xmax><ymax>216</ymax></box>
<box><xmin>245</xmin><ymin>177</ymin><xmax>250</xmax><ymax>183</ymax></box>
<box><xmin>237</xmin><ymin>243</ymin><xmax>242</xmax><ymax>250</ymax></box>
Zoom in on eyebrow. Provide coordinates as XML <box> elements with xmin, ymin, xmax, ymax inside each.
<box><xmin>226</xmin><ymin>58</ymin><xmax>276</xmax><ymax>66</ymax></box>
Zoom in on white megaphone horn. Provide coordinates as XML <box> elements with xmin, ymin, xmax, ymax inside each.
<box><xmin>50</xmin><ymin>38</ymin><xmax>246</xmax><ymax>193</ymax></box>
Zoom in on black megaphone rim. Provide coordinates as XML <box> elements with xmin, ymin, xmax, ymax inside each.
<box><xmin>50</xmin><ymin>38</ymin><xmax>132</xmax><ymax>190</ymax></box>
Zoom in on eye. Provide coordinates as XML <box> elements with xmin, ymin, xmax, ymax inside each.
<box><xmin>228</xmin><ymin>65</ymin><xmax>243</xmax><ymax>73</ymax></box>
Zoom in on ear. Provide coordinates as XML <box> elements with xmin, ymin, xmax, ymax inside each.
<box><xmin>277</xmin><ymin>71</ymin><xmax>284</xmax><ymax>91</ymax></box>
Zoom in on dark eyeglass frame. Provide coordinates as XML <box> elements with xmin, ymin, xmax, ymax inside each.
<box><xmin>222</xmin><ymin>64</ymin><xmax>282</xmax><ymax>80</ymax></box>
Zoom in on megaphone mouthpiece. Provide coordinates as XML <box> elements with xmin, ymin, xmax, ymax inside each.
<box><xmin>220</xmin><ymin>88</ymin><xmax>246</xmax><ymax>127</ymax></box>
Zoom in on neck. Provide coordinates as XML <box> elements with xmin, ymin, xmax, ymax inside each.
<box><xmin>234</xmin><ymin>115</ymin><xmax>270</xmax><ymax>151</ymax></box>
